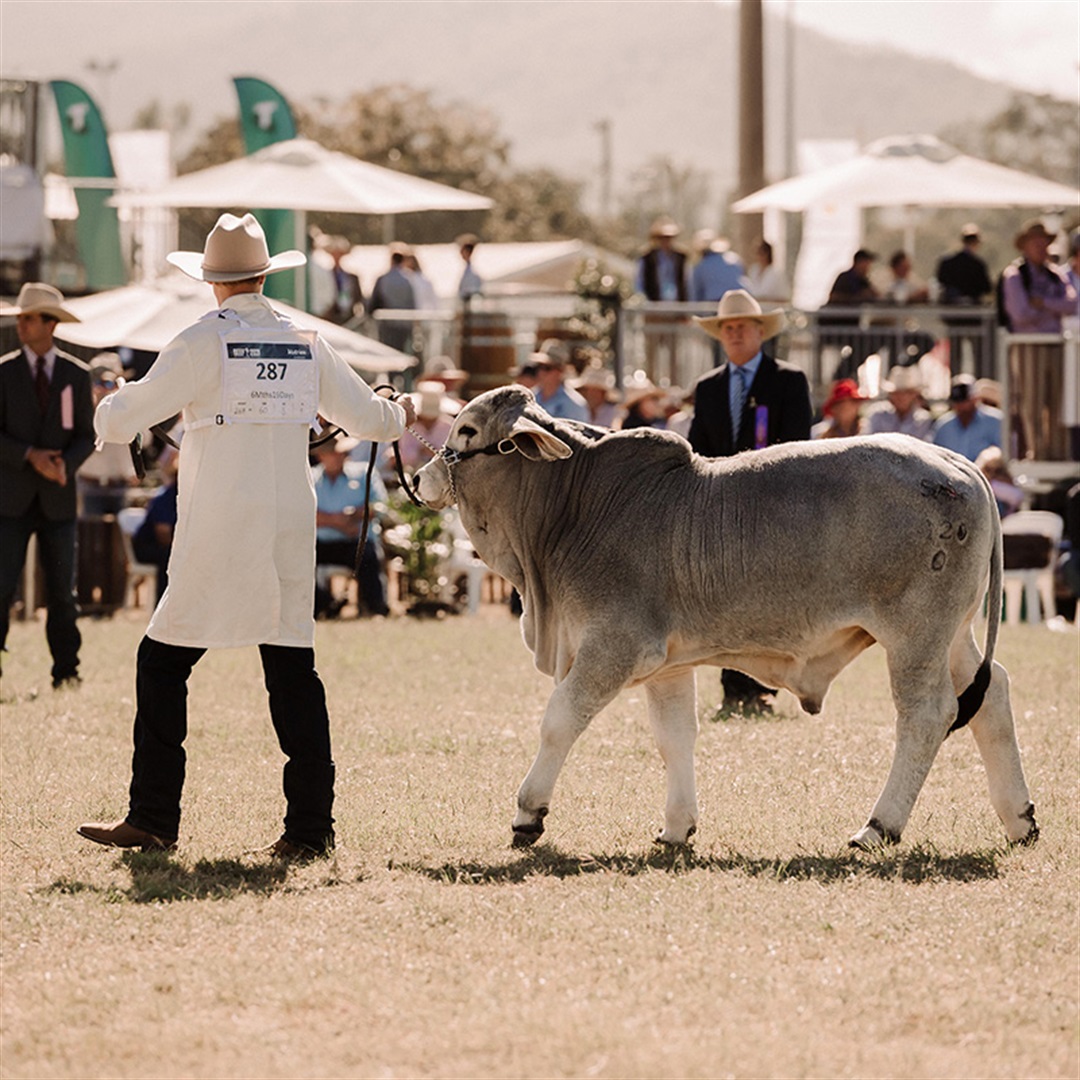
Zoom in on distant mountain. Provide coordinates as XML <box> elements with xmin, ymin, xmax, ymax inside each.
<box><xmin>5</xmin><ymin>0</ymin><xmax>1018</xmax><ymax>212</ymax></box>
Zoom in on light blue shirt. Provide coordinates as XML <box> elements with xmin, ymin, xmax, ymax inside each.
<box><xmin>932</xmin><ymin>408</ymin><xmax>1002</xmax><ymax>461</ymax></box>
<box><xmin>535</xmin><ymin>382</ymin><xmax>590</xmax><ymax>423</ymax></box>
<box><xmin>314</xmin><ymin>461</ymin><xmax>386</xmax><ymax>542</ymax></box>
<box><xmin>690</xmin><ymin>250</ymin><xmax>749</xmax><ymax>303</ymax></box>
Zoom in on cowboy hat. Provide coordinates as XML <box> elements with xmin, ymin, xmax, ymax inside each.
<box><xmin>1014</xmin><ymin>219</ymin><xmax>1056</xmax><ymax>248</ymax></box>
<box><xmin>822</xmin><ymin>379</ymin><xmax>868</xmax><ymax>416</ymax></box>
<box><xmin>881</xmin><ymin>365</ymin><xmax>923</xmax><ymax>393</ymax></box>
<box><xmin>167</xmin><ymin>212</ymin><xmax>306</xmax><ymax>283</ymax></box>
<box><xmin>621</xmin><ymin>372</ymin><xmax>664</xmax><ymax>410</ymax></box>
<box><xmin>0</xmin><ymin>282</ymin><xmax>80</xmax><ymax>323</ymax></box>
<box><xmin>693</xmin><ymin>289</ymin><xmax>785</xmax><ymax>343</ymax></box>
<box><xmin>648</xmin><ymin>216</ymin><xmax>680</xmax><ymax>240</ymax></box>
<box><xmin>572</xmin><ymin>363</ymin><xmax>619</xmax><ymax>401</ymax></box>
<box><xmin>422</xmin><ymin>355</ymin><xmax>469</xmax><ymax>383</ymax></box>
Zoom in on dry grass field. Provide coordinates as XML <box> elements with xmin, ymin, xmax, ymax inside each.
<box><xmin>1</xmin><ymin>610</ymin><xmax>1077</xmax><ymax>1079</ymax></box>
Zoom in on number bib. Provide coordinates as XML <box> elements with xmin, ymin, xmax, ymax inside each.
<box><xmin>219</xmin><ymin>327</ymin><xmax>319</xmax><ymax>424</ymax></box>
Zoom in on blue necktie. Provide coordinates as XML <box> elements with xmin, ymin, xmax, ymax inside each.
<box><xmin>731</xmin><ymin>366</ymin><xmax>747</xmax><ymax>440</ymax></box>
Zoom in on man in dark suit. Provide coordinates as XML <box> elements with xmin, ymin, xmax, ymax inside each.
<box><xmin>688</xmin><ymin>289</ymin><xmax>813</xmax><ymax>714</ymax></box>
<box><xmin>0</xmin><ymin>283</ymin><xmax>95</xmax><ymax>687</ymax></box>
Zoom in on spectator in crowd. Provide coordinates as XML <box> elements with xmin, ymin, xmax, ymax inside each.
<box><xmin>880</xmin><ymin>250</ymin><xmax>929</xmax><ymax>304</ymax></box>
<box><xmin>936</xmin><ymin>223</ymin><xmax>992</xmax><ymax>305</ymax></box>
<box><xmin>392</xmin><ymin>381</ymin><xmax>454</xmax><ymax>476</ymax></box>
<box><xmin>314</xmin><ymin>434</ymin><xmax>389</xmax><ymax>618</ymax></box>
<box><xmin>933</xmin><ymin>374</ymin><xmax>1002</xmax><ymax>461</ymax></box>
<box><xmin>865</xmin><ymin>365</ymin><xmax>934</xmax><ymax>440</ymax></box>
<box><xmin>456</xmin><ymin>233</ymin><xmax>483</xmax><ymax>300</ymax></box>
<box><xmin>664</xmin><ymin>387</ymin><xmax>695</xmax><ymax>440</ymax></box>
<box><xmin>572</xmin><ymin>362</ymin><xmax>620</xmax><ymax>428</ymax></box>
<box><xmin>974</xmin><ymin>446</ymin><xmax>1024</xmax><ymax>518</ymax></box>
<box><xmin>745</xmin><ymin>239</ymin><xmax>790</xmax><ymax>304</ymax></box>
<box><xmin>0</xmin><ymin>282</ymin><xmax>94</xmax><ymax>689</ymax></box>
<box><xmin>420</xmin><ymin>355</ymin><xmax>469</xmax><ymax>412</ymax></box>
<box><xmin>368</xmin><ymin>242</ymin><xmax>417</xmax><ymax>354</ymax></box>
<box><xmin>812</xmin><ymin>379</ymin><xmax>868</xmax><ymax>439</ymax></box>
<box><xmin>79</xmin><ymin>212</ymin><xmax>413</xmax><ymax>858</ymax></box>
<box><xmin>131</xmin><ymin>448</ymin><xmax>179</xmax><ymax>603</ymax></box>
<box><xmin>635</xmin><ymin>217</ymin><xmax>688</xmax><ymax>301</ymax></box>
<box><xmin>313</xmin><ymin>233</ymin><xmax>363</xmax><ymax>325</ymax></box>
<box><xmin>828</xmin><ymin>249</ymin><xmax>880</xmax><ymax>305</ymax></box>
<box><xmin>77</xmin><ymin>352</ymin><xmax>138</xmax><ymax>516</ymax></box>
<box><xmin>1000</xmin><ymin>219</ymin><xmax>1077</xmax><ymax>333</ymax></box>
<box><xmin>688</xmin><ymin>289</ymin><xmax>812</xmax><ymax>714</ymax></box>
<box><xmin>402</xmin><ymin>251</ymin><xmax>439</xmax><ymax>311</ymax></box>
<box><xmin>1068</xmin><ymin>230</ymin><xmax>1080</xmax><ymax>303</ymax></box>
<box><xmin>618</xmin><ymin>374</ymin><xmax>666</xmax><ymax>430</ymax></box>
<box><xmin>1001</xmin><ymin>219</ymin><xmax>1078</xmax><ymax>461</ymax></box>
<box><xmin>531</xmin><ymin>342</ymin><xmax>589</xmax><ymax>423</ymax></box>
<box><xmin>689</xmin><ymin>229</ymin><xmax>747</xmax><ymax>303</ymax></box>
<box><xmin>509</xmin><ymin>359</ymin><xmax>539</xmax><ymax>391</ymax></box>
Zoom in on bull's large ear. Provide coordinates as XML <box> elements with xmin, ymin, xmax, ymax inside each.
<box><xmin>507</xmin><ymin>415</ymin><xmax>573</xmax><ymax>461</ymax></box>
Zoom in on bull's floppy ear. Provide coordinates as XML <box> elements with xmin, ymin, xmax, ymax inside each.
<box><xmin>507</xmin><ymin>415</ymin><xmax>573</xmax><ymax>461</ymax></box>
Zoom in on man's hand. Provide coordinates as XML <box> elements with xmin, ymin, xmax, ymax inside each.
<box><xmin>27</xmin><ymin>448</ymin><xmax>67</xmax><ymax>486</ymax></box>
<box><xmin>377</xmin><ymin>386</ymin><xmax>416</xmax><ymax>427</ymax></box>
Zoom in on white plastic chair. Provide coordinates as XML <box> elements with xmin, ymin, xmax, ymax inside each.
<box><xmin>116</xmin><ymin>506</ymin><xmax>160</xmax><ymax>609</ymax></box>
<box><xmin>1001</xmin><ymin>510</ymin><xmax>1063</xmax><ymax>625</ymax></box>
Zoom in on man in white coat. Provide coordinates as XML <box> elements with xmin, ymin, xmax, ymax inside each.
<box><xmin>78</xmin><ymin>214</ymin><xmax>415</xmax><ymax>858</ymax></box>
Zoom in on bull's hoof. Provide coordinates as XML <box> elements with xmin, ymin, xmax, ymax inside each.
<box><xmin>1009</xmin><ymin>803</ymin><xmax>1039</xmax><ymax>847</ymax></box>
<box><xmin>654</xmin><ymin>825</ymin><xmax>696</xmax><ymax>847</ymax></box>
<box><xmin>511</xmin><ymin>822</ymin><xmax>545</xmax><ymax>848</ymax></box>
<box><xmin>849</xmin><ymin>818</ymin><xmax>901</xmax><ymax>851</ymax></box>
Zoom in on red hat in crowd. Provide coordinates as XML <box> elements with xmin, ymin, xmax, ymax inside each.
<box><xmin>822</xmin><ymin>379</ymin><xmax>868</xmax><ymax>416</ymax></box>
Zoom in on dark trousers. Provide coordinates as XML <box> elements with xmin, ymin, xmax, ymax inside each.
<box><xmin>0</xmin><ymin>506</ymin><xmax>81</xmax><ymax>682</ymax></box>
<box><xmin>721</xmin><ymin>668</ymin><xmax>775</xmax><ymax>704</ymax></box>
<box><xmin>127</xmin><ymin>636</ymin><xmax>335</xmax><ymax>847</ymax></box>
<box><xmin>315</xmin><ymin>538</ymin><xmax>388</xmax><ymax>616</ymax></box>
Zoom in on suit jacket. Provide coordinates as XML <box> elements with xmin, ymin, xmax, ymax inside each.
<box><xmin>0</xmin><ymin>347</ymin><xmax>95</xmax><ymax>520</ymax></box>
<box><xmin>639</xmin><ymin>247</ymin><xmax>688</xmax><ymax>301</ymax></box>
<box><xmin>687</xmin><ymin>352</ymin><xmax>812</xmax><ymax>458</ymax></box>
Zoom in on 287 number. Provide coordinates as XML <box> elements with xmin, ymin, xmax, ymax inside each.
<box><xmin>255</xmin><ymin>362</ymin><xmax>287</xmax><ymax>380</ymax></box>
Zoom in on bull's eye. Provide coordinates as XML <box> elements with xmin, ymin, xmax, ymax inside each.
<box><xmin>458</xmin><ymin>424</ymin><xmax>477</xmax><ymax>438</ymax></box>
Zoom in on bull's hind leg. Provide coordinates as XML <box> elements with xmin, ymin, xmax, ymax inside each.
<box><xmin>645</xmin><ymin>669</ymin><xmax>699</xmax><ymax>844</ymax></box>
<box><xmin>950</xmin><ymin>632</ymin><xmax>1037</xmax><ymax>844</ymax></box>
<box><xmin>512</xmin><ymin>635</ymin><xmax>645</xmax><ymax>846</ymax></box>
<box><xmin>850</xmin><ymin>650</ymin><xmax>956</xmax><ymax>849</ymax></box>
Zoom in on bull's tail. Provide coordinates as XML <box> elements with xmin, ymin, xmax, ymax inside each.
<box><xmin>950</xmin><ymin>498</ymin><xmax>1003</xmax><ymax>734</ymax></box>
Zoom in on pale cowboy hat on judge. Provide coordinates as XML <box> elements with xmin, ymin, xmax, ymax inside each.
<box><xmin>0</xmin><ymin>282</ymin><xmax>81</xmax><ymax>322</ymax></box>
<box><xmin>693</xmin><ymin>288</ymin><xmax>786</xmax><ymax>343</ymax></box>
<box><xmin>167</xmin><ymin>212</ymin><xmax>306</xmax><ymax>282</ymax></box>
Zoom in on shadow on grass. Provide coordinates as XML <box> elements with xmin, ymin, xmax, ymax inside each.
<box><xmin>395</xmin><ymin>840</ymin><xmax>1003</xmax><ymax>886</ymax></box>
<box><xmin>45</xmin><ymin>853</ymin><xmax>293</xmax><ymax>904</ymax></box>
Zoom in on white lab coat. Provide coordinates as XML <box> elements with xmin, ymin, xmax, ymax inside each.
<box><xmin>95</xmin><ymin>293</ymin><xmax>406</xmax><ymax>648</ymax></box>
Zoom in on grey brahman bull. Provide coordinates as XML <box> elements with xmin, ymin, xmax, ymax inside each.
<box><xmin>415</xmin><ymin>386</ymin><xmax>1037</xmax><ymax>850</ymax></box>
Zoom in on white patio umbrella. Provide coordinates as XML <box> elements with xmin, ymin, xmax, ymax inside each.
<box><xmin>54</xmin><ymin>273</ymin><xmax>414</xmax><ymax>375</ymax></box>
<box><xmin>732</xmin><ymin>135</ymin><xmax>1080</xmax><ymax>213</ymax></box>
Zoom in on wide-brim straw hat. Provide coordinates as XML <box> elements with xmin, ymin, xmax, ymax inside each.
<box><xmin>881</xmin><ymin>365</ymin><xmax>922</xmax><ymax>393</ymax></box>
<box><xmin>1014</xmin><ymin>218</ymin><xmax>1056</xmax><ymax>249</ymax></box>
<box><xmin>572</xmin><ymin>363</ymin><xmax>619</xmax><ymax>401</ymax></box>
<box><xmin>621</xmin><ymin>372</ymin><xmax>664</xmax><ymax>410</ymax></box>
<box><xmin>0</xmin><ymin>282</ymin><xmax>80</xmax><ymax>322</ymax></box>
<box><xmin>167</xmin><ymin>212</ymin><xmax>306</xmax><ymax>283</ymax></box>
<box><xmin>693</xmin><ymin>288</ymin><xmax>785</xmax><ymax>343</ymax></box>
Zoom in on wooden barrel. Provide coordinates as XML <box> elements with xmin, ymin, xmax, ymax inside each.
<box><xmin>459</xmin><ymin>311</ymin><xmax>516</xmax><ymax>394</ymax></box>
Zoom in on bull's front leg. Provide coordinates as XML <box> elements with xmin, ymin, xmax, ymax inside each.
<box><xmin>645</xmin><ymin>669</ymin><xmax>699</xmax><ymax>844</ymax></box>
<box><xmin>512</xmin><ymin>641</ymin><xmax>632</xmax><ymax>846</ymax></box>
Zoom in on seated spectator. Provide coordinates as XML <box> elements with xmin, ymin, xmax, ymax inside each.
<box><xmin>665</xmin><ymin>387</ymin><xmax>695</xmax><ymax>440</ymax></box>
<box><xmin>420</xmin><ymin>355</ymin><xmax>469</xmax><ymax>411</ymax></box>
<box><xmin>865</xmin><ymin>365</ymin><xmax>933</xmax><ymax>440</ymax></box>
<box><xmin>618</xmin><ymin>374</ymin><xmax>666</xmax><ymax>430</ymax></box>
<box><xmin>933</xmin><ymin>374</ymin><xmax>1002</xmax><ymax>461</ymax></box>
<box><xmin>572</xmin><ymin>362</ymin><xmax>621</xmax><ymax>428</ymax></box>
<box><xmin>531</xmin><ymin>342</ymin><xmax>589</xmax><ymax>422</ymax></box>
<box><xmin>828</xmin><ymin>249</ymin><xmax>879</xmax><ymax>305</ymax></box>
<box><xmin>879</xmin><ymin>250</ymin><xmax>929</xmax><ymax>304</ymax></box>
<box><xmin>314</xmin><ymin>435</ymin><xmax>389</xmax><ymax>618</ymax></box>
<box><xmin>975</xmin><ymin>446</ymin><xmax>1024</xmax><ymax>517</ymax></box>
<box><xmin>131</xmin><ymin>450</ymin><xmax>179</xmax><ymax>603</ymax></box>
<box><xmin>745</xmin><ymin>239</ymin><xmax>790</xmax><ymax>304</ymax></box>
<box><xmin>813</xmin><ymin>379</ymin><xmax>868</xmax><ymax>439</ymax></box>
<box><xmin>508</xmin><ymin>359</ymin><xmax>539</xmax><ymax>392</ymax></box>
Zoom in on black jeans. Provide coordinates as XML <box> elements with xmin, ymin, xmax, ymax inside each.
<box><xmin>0</xmin><ymin>506</ymin><xmax>81</xmax><ymax>682</ymax></box>
<box><xmin>127</xmin><ymin>636</ymin><xmax>335</xmax><ymax>847</ymax></box>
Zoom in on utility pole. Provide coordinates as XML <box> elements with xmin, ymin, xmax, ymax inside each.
<box><xmin>737</xmin><ymin>0</ymin><xmax>765</xmax><ymax>262</ymax></box>
<box><xmin>594</xmin><ymin>118</ymin><xmax>613</xmax><ymax>221</ymax></box>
